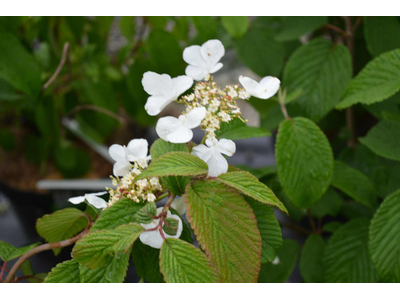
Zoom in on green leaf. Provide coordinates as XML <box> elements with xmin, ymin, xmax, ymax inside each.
<box><xmin>160</xmin><ymin>238</ymin><xmax>219</xmax><ymax>283</ymax></box>
<box><xmin>119</xmin><ymin>16</ymin><xmax>135</xmax><ymax>40</ymax></box>
<box><xmin>276</xmin><ymin>117</ymin><xmax>334</xmax><ymax>208</ymax></box>
<box><xmin>364</xmin><ymin>16</ymin><xmax>400</xmax><ymax>57</ymax></box>
<box><xmin>309</xmin><ymin>188</ymin><xmax>343</xmax><ymax>218</ymax></box>
<box><xmin>360</xmin><ymin>120</ymin><xmax>400</xmax><ymax>162</ymax></box>
<box><xmin>0</xmin><ymin>25</ymin><xmax>41</xmax><ymax>98</ymax></box>
<box><xmin>217</xmin><ymin>171</ymin><xmax>287</xmax><ymax>213</ymax></box>
<box><xmin>169</xmin><ymin>207</ymin><xmax>193</xmax><ymax>244</ymax></box>
<box><xmin>245</xmin><ymin>196</ymin><xmax>282</xmax><ymax>263</ymax></box>
<box><xmin>336</xmin><ymin>49</ymin><xmax>400</xmax><ymax>109</ymax></box>
<box><xmin>275</xmin><ymin>16</ymin><xmax>327</xmax><ymax>41</ymax></box>
<box><xmin>79</xmin><ymin>251</ymin><xmax>130</xmax><ymax>283</ymax></box>
<box><xmin>218</xmin><ymin>126</ymin><xmax>270</xmax><ymax>140</ymax></box>
<box><xmin>323</xmin><ymin>218</ymin><xmax>379</xmax><ymax>283</ymax></box>
<box><xmin>370</xmin><ymin>189</ymin><xmax>400</xmax><ymax>282</ymax></box>
<box><xmin>235</xmin><ymin>165</ymin><xmax>276</xmax><ymax>179</ymax></box>
<box><xmin>73</xmin><ymin>223</ymin><xmax>144</xmax><ymax>269</ymax></box>
<box><xmin>0</xmin><ymin>241</ymin><xmax>39</xmax><ymax>262</ymax></box>
<box><xmin>186</xmin><ymin>180</ymin><xmax>261</xmax><ymax>282</ymax></box>
<box><xmin>150</xmin><ymin>139</ymin><xmax>190</xmax><ymax>196</ymax></box>
<box><xmin>91</xmin><ymin>198</ymin><xmax>144</xmax><ymax>231</ymax></box>
<box><xmin>44</xmin><ymin>259</ymin><xmax>80</xmax><ymax>283</ymax></box>
<box><xmin>322</xmin><ymin>221</ymin><xmax>343</xmax><ymax>233</ymax></box>
<box><xmin>258</xmin><ymin>239</ymin><xmax>299</xmax><ymax>283</ymax></box>
<box><xmin>36</xmin><ymin>208</ymin><xmax>89</xmax><ymax>256</ymax></box>
<box><xmin>331</xmin><ymin>160</ymin><xmax>377</xmax><ymax>209</ymax></box>
<box><xmin>131</xmin><ymin>240</ymin><xmax>164</xmax><ymax>283</ymax></box>
<box><xmin>340</xmin><ymin>201</ymin><xmax>374</xmax><ymax>220</ymax></box>
<box><xmin>163</xmin><ymin>218</ymin><xmax>179</xmax><ymax>236</ymax></box>
<box><xmin>283</xmin><ymin>39</ymin><xmax>352</xmax><ymax>121</ymax></box>
<box><xmin>221</xmin><ymin>16</ymin><xmax>249</xmax><ymax>39</ymax></box>
<box><xmin>191</xmin><ymin>16</ymin><xmax>217</xmax><ymax>40</ymax></box>
<box><xmin>134</xmin><ymin>152</ymin><xmax>208</xmax><ymax>181</ymax></box>
<box><xmin>148</xmin><ymin>16</ymin><xmax>168</xmax><ymax>30</ymax></box>
<box><xmin>133</xmin><ymin>202</ymin><xmax>157</xmax><ymax>224</ymax></box>
<box><xmin>299</xmin><ymin>234</ymin><xmax>325</xmax><ymax>283</ymax></box>
<box><xmin>236</xmin><ymin>26</ymin><xmax>284</xmax><ymax>77</ymax></box>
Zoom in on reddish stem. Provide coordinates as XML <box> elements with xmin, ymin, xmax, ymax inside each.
<box><xmin>0</xmin><ymin>262</ymin><xmax>7</xmax><ymax>283</ymax></box>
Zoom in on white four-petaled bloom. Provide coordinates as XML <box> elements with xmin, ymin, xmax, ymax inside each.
<box><xmin>139</xmin><ymin>207</ymin><xmax>183</xmax><ymax>249</ymax></box>
<box><xmin>142</xmin><ymin>71</ymin><xmax>193</xmax><ymax>116</ymax></box>
<box><xmin>183</xmin><ymin>39</ymin><xmax>225</xmax><ymax>81</ymax></box>
<box><xmin>239</xmin><ymin>75</ymin><xmax>280</xmax><ymax>100</ymax></box>
<box><xmin>68</xmin><ymin>191</ymin><xmax>108</xmax><ymax>210</ymax></box>
<box><xmin>156</xmin><ymin>107</ymin><xmax>206</xmax><ymax>143</ymax></box>
<box><xmin>192</xmin><ymin>138</ymin><xmax>236</xmax><ymax>177</ymax></box>
<box><xmin>109</xmin><ymin>139</ymin><xmax>151</xmax><ymax>177</ymax></box>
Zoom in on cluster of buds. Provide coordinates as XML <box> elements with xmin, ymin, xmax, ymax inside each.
<box><xmin>180</xmin><ymin>78</ymin><xmax>249</xmax><ymax>140</ymax></box>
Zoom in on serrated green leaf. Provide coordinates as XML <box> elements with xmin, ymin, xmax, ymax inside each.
<box><xmin>169</xmin><ymin>207</ymin><xmax>193</xmax><ymax>244</ymax></box>
<box><xmin>134</xmin><ymin>152</ymin><xmax>208</xmax><ymax>181</ymax></box>
<box><xmin>275</xmin><ymin>16</ymin><xmax>327</xmax><ymax>42</ymax></box>
<box><xmin>336</xmin><ymin>49</ymin><xmax>400</xmax><ymax>109</ymax></box>
<box><xmin>219</xmin><ymin>126</ymin><xmax>270</xmax><ymax>140</ymax></box>
<box><xmin>186</xmin><ymin>180</ymin><xmax>261</xmax><ymax>282</ymax></box>
<box><xmin>132</xmin><ymin>240</ymin><xmax>164</xmax><ymax>283</ymax></box>
<box><xmin>360</xmin><ymin>120</ymin><xmax>400</xmax><ymax>162</ymax></box>
<box><xmin>324</xmin><ymin>218</ymin><xmax>379</xmax><ymax>283</ymax></box>
<box><xmin>340</xmin><ymin>201</ymin><xmax>374</xmax><ymax>220</ymax></box>
<box><xmin>364</xmin><ymin>16</ymin><xmax>400</xmax><ymax>57</ymax></box>
<box><xmin>276</xmin><ymin>117</ymin><xmax>334</xmax><ymax>208</ymax></box>
<box><xmin>0</xmin><ymin>241</ymin><xmax>39</xmax><ymax>262</ymax></box>
<box><xmin>79</xmin><ymin>251</ymin><xmax>130</xmax><ymax>283</ymax></box>
<box><xmin>134</xmin><ymin>202</ymin><xmax>157</xmax><ymax>224</ymax></box>
<box><xmin>150</xmin><ymin>139</ymin><xmax>190</xmax><ymax>196</ymax></box>
<box><xmin>91</xmin><ymin>198</ymin><xmax>144</xmax><ymax>231</ymax></box>
<box><xmin>221</xmin><ymin>16</ymin><xmax>249</xmax><ymax>39</ymax></box>
<box><xmin>44</xmin><ymin>259</ymin><xmax>80</xmax><ymax>283</ymax></box>
<box><xmin>160</xmin><ymin>238</ymin><xmax>219</xmax><ymax>283</ymax></box>
<box><xmin>73</xmin><ymin>223</ymin><xmax>144</xmax><ymax>269</ymax></box>
<box><xmin>258</xmin><ymin>239</ymin><xmax>299</xmax><ymax>283</ymax></box>
<box><xmin>283</xmin><ymin>39</ymin><xmax>352</xmax><ymax>121</ymax></box>
<box><xmin>331</xmin><ymin>160</ymin><xmax>377</xmax><ymax>209</ymax></box>
<box><xmin>217</xmin><ymin>171</ymin><xmax>287</xmax><ymax>213</ymax></box>
<box><xmin>0</xmin><ymin>25</ymin><xmax>41</xmax><ymax>98</ymax></box>
<box><xmin>163</xmin><ymin>218</ymin><xmax>179</xmax><ymax>236</ymax></box>
<box><xmin>36</xmin><ymin>208</ymin><xmax>88</xmax><ymax>256</ymax></box>
<box><xmin>299</xmin><ymin>234</ymin><xmax>325</xmax><ymax>283</ymax></box>
<box><xmin>322</xmin><ymin>221</ymin><xmax>343</xmax><ymax>233</ymax></box>
<box><xmin>245</xmin><ymin>196</ymin><xmax>282</xmax><ymax>263</ymax></box>
<box><xmin>309</xmin><ymin>188</ymin><xmax>344</xmax><ymax>218</ymax></box>
<box><xmin>370</xmin><ymin>189</ymin><xmax>400</xmax><ymax>282</ymax></box>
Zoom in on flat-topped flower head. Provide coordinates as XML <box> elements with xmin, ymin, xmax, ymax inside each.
<box><xmin>139</xmin><ymin>207</ymin><xmax>183</xmax><ymax>249</ymax></box>
<box><xmin>156</xmin><ymin>106</ymin><xmax>206</xmax><ymax>143</ymax></box>
<box><xmin>109</xmin><ymin>139</ymin><xmax>151</xmax><ymax>177</ymax></box>
<box><xmin>239</xmin><ymin>75</ymin><xmax>280</xmax><ymax>100</ymax></box>
<box><xmin>192</xmin><ymin>138</ymin><xmax>236</xmax><ymax>177</ymax></box>
<box><xmin>183</xmin><ymin>39</ymin><xmax>225</xmax><ymax>81</ymax></box>
<box><xmin>142</xmin><ymin>71</ymin><xmax>193</xmax><ymax>116</ymax></box>
<box><xmin>68</xmin><ymin>191</ymin><xmax>108</xmax><ymax>210</ymax></box>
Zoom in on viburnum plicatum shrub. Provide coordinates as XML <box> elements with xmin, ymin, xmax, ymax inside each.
<box><xmin>3</xmin><ymin>16</ymin><xmax>400</xmax><ymax>284</ymax></box>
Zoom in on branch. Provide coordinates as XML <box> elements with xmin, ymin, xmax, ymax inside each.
<box><xmin>4</xmin><ymin>227</ymin><xmax>90</xmax><ymax>283</ymax></box>
<box><xmin>65</xmin><ymin>104</ymin><xmax>126</xmax><ymax>125</ymax></box>
<box><xmin>43</xmin><ymin>42</ymin><xmax>70</xmax><ymax>90</ymax></box>
<box><xmin>0</xmin><ymin>262</ymin><xmax>7</xmax><ymax>283</ymax></box>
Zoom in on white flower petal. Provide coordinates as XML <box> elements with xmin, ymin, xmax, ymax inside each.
<box><xmin>200</xmin><ymin>40</ymin><xmax>225</xmax><ymax>70</ymax></box>
<box><xmin>126</xmin><ymin>139</ymin><xmax>148</xmax><ymax>160</ymax></box>
<box><xmin>167</xmin><ymin>125</ymin><xmax>193</xmax><ymax>144</ymax></box>
<box><xmin>239</xmin><ymin>75</ymin><xmax>259</xmax><ymax>96</ymax></box>
<box><xmin>192</xmin><ymin>144</ymin><xmax>213</xmax><ymax>162</ymax></box>
<box><xmin>141</xmin><ymin>71</ymin><xmax>172</xmax><ymax>96</ymax></box>
<box><xmin>108</xmin><ymin>144</ymin><xmax>126</xmax><ymax>162</ymax></box>
<box><xmin>139</xmin><ymin>230</ymin><xmax>165</xmax><ymax>249</ymax></box>
<box><xmin>85</xmin><ymin>193</ymin><xmax>108</xmax><ymax>209</ymax></box>
<box><xmin>171</xmin><ymin>75</ymin><xmax>194</xmax><ymax>96</ymax></box>
<box><xmin>145</xmin><ymin>95</ymin><xmax>174</xmax><ymax>116</ymax></box>
<box><xmin>209</xmin><ymin>62</ymin><xmax>223</xmax><ymax>74</ymax></box>
<box><xmin>156</xmin><ymin>116</ymin><xmax>183</xmax><ymax>141</ymax></box>
<box><xmin>183</xmin><ymin>45</ymin><xmax>207</xmax><ymax>68</ymax></box>
<box><xmin>183</xmin><ymin>107</ymin><xmax>207</xmax><ymax>129</ymax></box>
<box><xmin>171</xmin><ymin>196</ymin><xmax>187</xmax><ymax>216</ymax></box>
<box><xmin>207</xmin><ymin>150</ymin><xmax>228</xmax><ymax>177</ymax></box>
<box><xmin>216</xmin><ymin>139</ymin><xmax>236</xmax><ymax>157</ymax></box>
<box><xmin>258</xmin><ymin>76</ymin><xmax>281</xmax><ymax>99</ymax></box>
<box><xmin>68</xmin><ymin>195</ymin><xmax>85</xmax><ymax>205</ymax></box>
<box><xmin>113</xmin><ymin>161</ymin><xmax>131</xmax><ymax>177</ymax></box>
<box><xmin>185</xmin><ymin>65</ymin><xmax>208</xmax><ymax>81</ymax></box>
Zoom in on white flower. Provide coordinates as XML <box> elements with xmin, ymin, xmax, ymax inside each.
<box><xmin>147</xmin><ymin>193</ymin><xmax>156</xmax><ymax>202</ymax></box>
<box><xmin>239</xmin><ymin>75</ymin><xmax>280</xmax><ymax>100</ymax></box>
<box><xmin>156</xmin><ymin>106</ymin><xmax>206</xmax><ymax>143</ymax></box>
<box><xmin>183</xmin><ymin>39</ymin><xmax>225</xmax><ymax>81</ymax></box>
<box><xmin>109</xmin><ymin>139</ymin><xmax>151</xmax><ymax>177</ymax></box>
<box><xmin>139</xmin><ymin>207</ymin><xmax>183</xmax><ymax>249</ymax></box>
<box><xmin>218</xmin><ymin>111</ymin><xmax>231</xmax><ymax>122</ymax></box>
<box><xmin>272</xmin><ymin>256</ymin><xmax>280</xmax><ymax>265</ymax></box>
<box><xmin>192</xmin><ymin>138</ymin><xmax>236</xmax><ymax>177</ymax></box>
<box><xmin>68</xmin><ymin>191</ymin><xmax>108</xmax><ymax>210</ymax></box>
<box><xmin>171</xmin><ymin>196</ymin><xmax>186</xmax><ymax>215</ymax></box>
<box><xmin>142</xmin><ymin>71</ymin><xmax>193</xmax><ymax>116</ymax></box>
